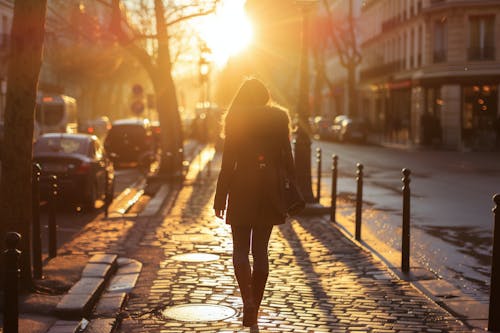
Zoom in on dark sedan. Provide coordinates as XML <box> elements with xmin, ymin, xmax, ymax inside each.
<box><xmin>33</xmin><ymin>133</ymin><xmax>114</xmax><ymax>210</ymax></box>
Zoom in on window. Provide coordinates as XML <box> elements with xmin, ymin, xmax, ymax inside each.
<box><xmin>468</xmin><ymin>15</ymin><xmax>495</xmax><ymax>60</ymax></box>
<box><xmin>433</xmin><ymin>18</ymin><xmax>447</xmax><ymax>63</ymax></box>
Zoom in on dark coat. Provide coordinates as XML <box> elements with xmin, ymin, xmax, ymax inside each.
<box><xmin>213</xmin><ymin>106</ymin><xmax>295</xmax><ymax>226</ymax></box>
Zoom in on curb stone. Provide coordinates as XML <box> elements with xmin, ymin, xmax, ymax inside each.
<box><xmin>49</xmin><ymin>257</ymin><xmax>142</xmax><ymax>333</ymax></box>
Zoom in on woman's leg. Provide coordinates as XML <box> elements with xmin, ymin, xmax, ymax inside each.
<box><xmin>231</xmin><ymin>225</ymin><xmax>257</xmax><ymax>326</ymax></box>
<box><xmin>231</xmin><ymin>225</ymin><xmax>253</xmax><ymax>303</ymax></box>
<box><xmin>250</xmin><ymin>224</ymin><xmax>273</xmax><ymax>311</ymax></box>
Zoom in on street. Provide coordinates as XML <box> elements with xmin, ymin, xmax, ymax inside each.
<box><xmin>312</xmin><ymin>139</ymin><xmax>500</xmax><ymax>301</ymax></box>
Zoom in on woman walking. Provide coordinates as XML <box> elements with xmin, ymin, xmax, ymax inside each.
<box><xmin>214</xmin><ymin>78</ymin><xmax>297</xmax><ymax>329</ymax></box>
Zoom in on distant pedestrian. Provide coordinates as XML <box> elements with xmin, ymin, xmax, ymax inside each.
<box><xmin>214</xmin><ymin>77</ymin><xmax>296</xmax><ymax>329</ymax></box>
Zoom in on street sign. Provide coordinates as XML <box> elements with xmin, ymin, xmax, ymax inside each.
<box><xmin>132</xmin><ymin>84</ymin><xmax>143</xmax><ymax>96</ymax></box>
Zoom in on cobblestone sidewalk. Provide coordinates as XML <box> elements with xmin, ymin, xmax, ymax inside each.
<box><xmin>118</xmin><ymin>154</ymin><xmax>470</xmax><ymax>332</ymax></box>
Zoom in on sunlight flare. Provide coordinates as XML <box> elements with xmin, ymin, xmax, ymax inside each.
<box><xmin>195</xmin><ymin>0</ymin><xmax>253</xmax><ymax>66</ymax></box>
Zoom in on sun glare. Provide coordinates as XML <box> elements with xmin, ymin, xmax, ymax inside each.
<box><xmin>196</xmin><ymin>0</ymin><xmax>253</xmax><ymax>66</ymax></box>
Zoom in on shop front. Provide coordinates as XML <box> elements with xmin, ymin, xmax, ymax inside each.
<box><xmin>462</xmin><ymin>84</ymin><xmax>499</xmax><ymax>151</ymax></box>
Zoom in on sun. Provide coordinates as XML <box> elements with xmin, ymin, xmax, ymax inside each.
<box><xmin>195</xmin><ymin>0</ymin><xmax>253</xmax><ymax>66</ymax></box>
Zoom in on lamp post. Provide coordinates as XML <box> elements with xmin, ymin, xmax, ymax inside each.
<box><xmin>198</xmin><ymin>44</ymin><xmax>211</xmax><ymax>143</ymax></box>
<box><xmin>199</xmin><ymin>44</ymin><xmax>211</xmax><ymax>103</ymax></box>
<box><xmin>294</xmin><ymin>0</ymin><xmax>318</xmax><ymax>203</ymax></box>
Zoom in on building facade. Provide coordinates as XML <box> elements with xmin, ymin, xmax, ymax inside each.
<box><xmin>359</xmin><ymin>0</ymin><xmax>500</xmax><ymax>150</ymax></box>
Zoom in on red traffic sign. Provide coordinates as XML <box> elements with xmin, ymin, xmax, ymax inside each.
<box><xmin>132</xmin><ymin>84</ymin><xmax>143</xmax><ymax>96</ymax></box>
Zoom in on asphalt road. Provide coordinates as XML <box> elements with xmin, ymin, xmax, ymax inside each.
<box><xmin>312</xmin><ymin>139</ymin><xmax>500</xmax><ymax>301</ymax></box>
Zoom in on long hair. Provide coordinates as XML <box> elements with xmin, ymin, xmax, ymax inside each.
<box><xmin>222</xmin><ymin>78</ymin><xmax>270</xmax><ymax>138</ymax></box>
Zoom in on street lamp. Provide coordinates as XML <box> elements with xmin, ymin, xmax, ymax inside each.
<box><xmin>199</xmin><ymin>44</ymin><xmax>212</xmax><ymax>143</ymax></box>
<box><xmin>294</xmin><ymin>0</ymin><xmax>318</xmax><ymax>203</ymax></box>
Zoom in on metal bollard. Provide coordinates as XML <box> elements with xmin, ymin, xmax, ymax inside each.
<box><xmin>48</xmin><ymin>175</ymin><xmax>58</xmax><ymax>259</ymax></box>
<box><xmin>163</xmin><ymin>151</ymin><xmax>173</xmax><ymax>179</ymax></box>
<box><xmin>401</xmin><ymin>168</ymin><xmax>411</xmax><ymax>273</ymax></box>
<box><xmin>316</xmin><ymin>147</ymin><xmax>322</xmax><ymax>203</ymax></box>
<box><xmin>104</xmin><ymin>170</ymin><xmax>112</xmax><ymax>219</ymax></box>
<box><xmin>4</xmin><ymin>232</ymin><xmax>21</xmax><ymax>333</ymax></box>
<box><xmin>330</xmin><ymin>154</ymin><xmax>338</xmax><ymax>222</ymax></box>
<box><xmin>32</xmin><ymin>163</ymin><xmax>42</xmax><ymax>279</ymax></box>
<box><xmin>355</xmin><ymin>163</ymin><xmax>363</xmax><ymax>241</ymax></box>
<box><xmin>488</xmin><ymin>194</ymin><xmax>500</xmax><ymax>331</ymax></box>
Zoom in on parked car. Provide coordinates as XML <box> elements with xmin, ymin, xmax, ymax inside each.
<box><xmin>311</xmin><ymin>116</ymin><xmax>335</xmax><ymax>140</ymax></box>
<box><xmin>331</xmin><ymin>115</ymin><xmax>349</xmax><ymax>141</ymax></box>
<box><xmin>104</xmin><ymin>118</ymin><xmax>156</xmax><ymax>168</ymax></box>
<box><xmin>33</xmin><ymin>133</ymin><xmax>114</xmax><ymax>210</ymax></box>
<box><xmin>336</xmin><ymin>117</ymin><xmax>368</xmax><ymax>143</ymax></box>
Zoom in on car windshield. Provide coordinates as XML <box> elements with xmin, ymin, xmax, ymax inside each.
<box><xmin>35</xmin><ymin>136</ymin><xmax>87</xmax><ymax>155</ymax></box>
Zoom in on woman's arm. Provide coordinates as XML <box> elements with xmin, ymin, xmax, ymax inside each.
<box><xmin>279</xmin><ymin>111</ymin><xmax>296</xmax><ymax>180</ymax></box>
<box><xmin>213</xmin><ymin>136</ymin><xmax>237</xmax><ymax>211</ymax></box>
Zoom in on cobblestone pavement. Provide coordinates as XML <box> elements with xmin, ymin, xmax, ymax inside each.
<box><xmin>118</xmin><ymin>154</ymin><xmax>470</xmax><ymax>333</ymax></box>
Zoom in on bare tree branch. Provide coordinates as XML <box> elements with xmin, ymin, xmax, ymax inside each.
<box><xmin>110</xmin><ymin>0</ymin><xmax>155</xmax><ymax>76</ymax></box>
<box><xmin>166</xmin><ymin>4</ymin><xmax>218</xmax><ymax>27</ymax></box>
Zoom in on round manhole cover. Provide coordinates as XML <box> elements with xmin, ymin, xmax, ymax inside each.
<box><xmin>162</xmin><ymin>304</ymin><xmax>236</xmax><ymax>322</ymax></box>
<box><xmin>170</xmin><ymin>253</ymin><xmax>220</xmax><ymax>262</ymax></box>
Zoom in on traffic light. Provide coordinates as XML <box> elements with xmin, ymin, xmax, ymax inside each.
<box><xmin>130</xmin><ymin>84</ymin><xmax>144</xmax><ymax>116</ymax></box>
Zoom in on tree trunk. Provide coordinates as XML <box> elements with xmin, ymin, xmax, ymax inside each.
<box><xmin>347</xmin><ymin>63</ymin><xmax>357</xmax><ymax>118</ymax></box>
<box><xmin>0</xmin><ymin>0</ymin><xmax>47</xmax><ymax>290</ymax></box>
<box><xmin>312</xmin><ymin>44</ymin><xmax>324</xmax><ymax>118</ymax></box>
<box><xmin>153</xmin><ymin>0</ymin><xmax>184</xmax><ymax>178</ymax></box>
<box><xmin>153</xmin><ymin>71</ymin><xmax>184</xmax><ymax>178</ymax></box>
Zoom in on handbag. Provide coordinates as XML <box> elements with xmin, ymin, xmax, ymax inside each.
<box><xmin>282</xmin><ymin>175</ymin><xmax>305</xmax><ymax>216</ymax></box>
<box><xmin>279</xmin><ymin>145</ymin><xmax>305</xmax><ymax>216</ymax></box>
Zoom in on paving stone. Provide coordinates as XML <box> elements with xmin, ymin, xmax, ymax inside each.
<box><xmin>94</xmin><ymin>292</ymin><xmax>127</xmax><ymax>317</ymax></box>
<box><xmin>116</xmin><ymin>257</ymin><xmax>143</xmax><ymax>274</ymax></box>
<box><xmin>81</xmin><ymin>263</ymin><xmax>112</xmax><ymax>279</ymax></box>
<box><xmin>67</xmin><ymin>277</ymin><xmax>105</xmax><ymax>295</ymax></box>
<box><xmin>106</xmin><ymin>273</ymin><xmax>139</xmax><ymax>293</ymax></box>
<box><xmin>55</xmin><ymin>293</ymin><xmax>94</xmax><ymax>319</ymax></box>
<box><xmin>443</xmin><ymin>299</ymin><xmax>489</xmax><ymax>320</ymax></box>
<box><xmin>88</xmin><ymin>253</ymin><xmax>118</xmax><ymax>265</ymax></box>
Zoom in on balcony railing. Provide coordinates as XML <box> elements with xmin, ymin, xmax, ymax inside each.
<box><xmin>467</xmin><ymin>47</ymin><xmax>495</xmax><ymax>61</ymax></box>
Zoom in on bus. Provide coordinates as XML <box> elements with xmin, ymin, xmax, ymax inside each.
<box><xmin>35</xmin><ymin>93</ymin><xmax>78</xmax><ymax>138</ymax></box>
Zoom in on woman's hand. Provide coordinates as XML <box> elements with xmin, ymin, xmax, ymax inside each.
<box><xmin>214</xmin><ymin>209</ymin><xmax>225</xmax><ymax>219</ymax></box>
